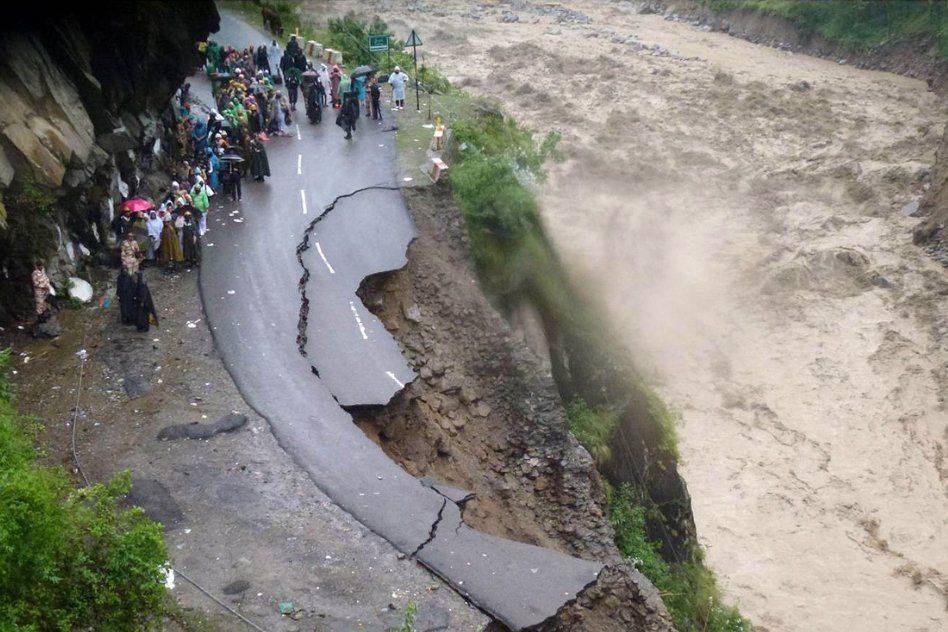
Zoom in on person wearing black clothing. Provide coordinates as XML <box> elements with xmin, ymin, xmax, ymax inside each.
<box><xmin>181</xmin><ymin>212</ymin><xmax>201</xmax><ymax>265</ymax></box>
<box><xmin>286</xmin><ymin>73</ymin><xmax>300</xmax><ymax>111</ymax></box>
<box><xmin>225</xmin><ymin>164</ymin><xmax>242</xmax><ymax>201</ymax></box>
<box><xmin>116</xmin><ymin>269</ymin><xmax>137</xmax><ymax>325</ymax></box>
<box><xmin>256</xmin><ymin>46</ymin><xmax>269</xmax><ymax>74</ymax></box>
<box><xmin>336</xmin><ymin>91</ymin><xmax>359</xmax><ymax>140</ymax></box>
<box><xmin>370</xmin><ymin>79</ymin><xmax>382</xmax><ymax>120</ymax></box>
<box><xmin>306</xmin><ymin>82</ymin><xmax>322</xmax><ymax>124</ymax></box>
<box><xmin>315</xmin><ymin>76</ymin><xmax>327</xmax><ymax>107</ymax></box>
<box><xmin>134</xmin><ymin>272</ymin><xmax>159</xmax><ymax>333</ymax></box>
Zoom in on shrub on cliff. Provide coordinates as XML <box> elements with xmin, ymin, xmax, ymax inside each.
<box><xmin>0</xmin><ymin>350</ymin><xmax>168</xmax><ymax>630</ymax></box>
<box><xmin>609</xmin><ymin>484</ymin><xmax>748</xmax><ymax>632</ymax></box>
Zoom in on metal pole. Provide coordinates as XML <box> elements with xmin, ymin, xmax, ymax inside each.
<box><xmin>413</xmin><ymin>42</ymin><xmax>420</xmax><ymax>112</ymax></box>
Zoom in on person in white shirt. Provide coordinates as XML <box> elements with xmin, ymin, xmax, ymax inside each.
<box><xmin>388</xmin><ymin>66</ymin><xmax>407</xmax><ymax>110</ymax></box>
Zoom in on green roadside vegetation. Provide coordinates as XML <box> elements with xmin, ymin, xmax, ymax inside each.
<box><xmin>0</xmin><ymin>348</ymin><xmax>169</xmax><ymax>630</ymax></box>
<box><xmin>608</xmin><ymin>484</ymin><xmax>747</xmax><ymax>632</ymax></box>
<box><xmin>451</xmin><ymin>98</ymin><xmax>747</xmax><ymax>632</ymax></box>
<box><xmin>700</xmin><ymin>0</ymin><xmax>948</xmax><ymax>57</ymax></box>
<box><xmin>224</xmin><ymin>5</ymin><xmax>746</xmax><ymax>630</ymax></box>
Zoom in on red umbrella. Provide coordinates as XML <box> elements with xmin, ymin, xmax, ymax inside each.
<box><xmin>120</xmin><ymin>198</ymin><xmax>154</xmax><ymax>214</ymax></box>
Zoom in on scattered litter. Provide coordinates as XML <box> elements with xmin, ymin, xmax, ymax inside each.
<box><xmin>161</xmin><ymin>565</ymin><xmax>175</xmax><ymax>589</ymax></box>
<box><xmin>422</xmin><ymin>123</ymin><xmax>434</xmax><ymax>129</ymax></box>
<box><xmin>183</xmin><ymin>528</ymin><xmax>191</xmax><ymax>534</ymax></box>
<box><xmin>403</xmin><ymin>177</ymin><xmax>413</xmax><ymax>182</ymax></box>
<box><xmin>278</xmin><ymin>602</ymin><xmax>295</xmax><ymax>615</ymax></box>
<box><xmin>227</xmin><ymin>290</ymin><xmax>236</xmax><ymax>295</ymax></box>
<box><xmin>186</xmin><ymin>319</ymin><xmax>201</xmax><ymax>328</ymax></box>
<box><xmin>233</xmin><ymin>218</ymin><xmax>244</xmax><ymax>223</ymax></box>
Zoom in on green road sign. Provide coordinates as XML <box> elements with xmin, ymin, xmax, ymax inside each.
<box><xmin>368</xmin><ymin>34</ymin><xmax>390</xmax><ymax>53</ymax></box>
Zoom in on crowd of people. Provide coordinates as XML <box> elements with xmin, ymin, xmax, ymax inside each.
<box><xmin>32</xmin><ymin>32</ymin><xmax>407</xmax><ymax>334</ymax></box>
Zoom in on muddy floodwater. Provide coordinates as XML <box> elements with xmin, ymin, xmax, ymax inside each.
<box><xmin>321</xmin><ymin>1</ymin><xmax>947</xmax><ymax>630</ymax></box>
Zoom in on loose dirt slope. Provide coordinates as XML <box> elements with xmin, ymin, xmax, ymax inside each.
<box><xmin>317</xmin><ymin>1</ymin><xmax>947</xmax><ymax>630</ymax></box>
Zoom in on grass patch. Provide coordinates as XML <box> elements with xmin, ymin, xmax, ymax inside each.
<box><xmin>609</xmin><ymin>484</ymin><xmax>749</xmax><ymax>632</ymax></box>
<box><xmin>699</xmin><ymin>0</ymin><xmax>948</xmax><ymax>58</ymax></box>
<box><xmin>0</xmin><ymin>348</ymin><xmax>169</xmax><ymax>631</ymax></box>
<box><xmin>388</xmin><ymin>601</ymin><xmax>418</xmax><ymax>632</ymax></box>
<box><xmin>638</xmin><ymin>378</ymin><xmax>680</xmax><ymax>459</ymax></box>
<box><xmin>566</xmin><ymin>399</ymin><xmax>618</xmax><ymax>464</ymax></box>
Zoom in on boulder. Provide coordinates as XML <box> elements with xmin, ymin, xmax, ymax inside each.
<box><xmin>34</xmin><ymin>315</ymin><xmax>62</xmax><ymax>338</ymax></box>
<box><xmin>96</xmin><ymin>127</ymin><xmax>137</xmax><ymax>154</ymax></box>
<box><xmin>67</xmin><ymin>277</ymin><xmax>93</xmax><ymax>302</ymax></box>
<box><xmin>157</xmin><ymin>413</ymin><xmax>248</xmax><ymax>441</ymax></box>
<box><xmin>3</xmin><ymin>122</ymin><xmax>66</xmax><ymax>187</ymax></box>
<box><xmin>0</xmin><ymin>146</ymin><xmax>14</xmax><ymax>187</ymax></box>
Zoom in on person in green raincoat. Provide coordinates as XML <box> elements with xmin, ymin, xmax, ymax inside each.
<box><xmin>249</xmin><ymin>137</ymin><xmax>271</xmax><ymax>182</ymax></box>
<box><xmin>191</xmin><ymin>178</ymin><xmax>210</xmax><ymax>235</ymax></box>
<box><xmin>338</xmin><ymin>74</ymin><xmax>351</xmax><ymax>102</ymax></box>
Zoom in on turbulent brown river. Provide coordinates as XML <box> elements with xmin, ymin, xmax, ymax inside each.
<box><xmin>321</xmin><ymin>1</ymin><xmax>947</xmax><ymax>630</ymax></box>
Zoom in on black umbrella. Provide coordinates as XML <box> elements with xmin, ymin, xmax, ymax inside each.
<box><xmin>220</xmin><ymin>153</ymin><xmax>245</xmax><ymax>163</ymax></box>
<box><xmin>351</xmin><ymin>65</ymin><xmax>376</xmax><ymax>78</ymax></box>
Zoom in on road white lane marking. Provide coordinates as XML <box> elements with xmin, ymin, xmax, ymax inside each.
<box><xmin>300</xmin><ymin>189</ymin><xmax>308</xmax><ymax>214</ymax></box>
<box><xmin>297</xmin><ymin>153</ymin><xmax>302</xmax><ymax>175</ymax></box>
<box><xmin>315</xmin><ymin>242</ymin><xmax>335</xmax><ymax>274</ymax></box>
<box><xmin>386</xmin><ymin>371</ymin><xmax>405</xmax><ymax>388</ymax></box>
<box><xmin>349</xmin><ymin>301</ymin><xmax>368</xmax><ymax>340</ymax></box>
<box><xmin>296</xmin><ymin>124</ymin><xmax>302</xmax><ymax>140</ymax></box>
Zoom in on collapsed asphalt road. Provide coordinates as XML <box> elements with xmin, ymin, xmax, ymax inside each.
<box><xmin>195</xmin><ymin>11</ymin><xmax>604</xmax><ymax>629</ymax></box>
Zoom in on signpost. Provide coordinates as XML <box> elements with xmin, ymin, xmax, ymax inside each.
<box><xmin>405</xmin><ymin>29</ymin><xmax>423</xmax><ymax>112</ymax></box>
<box><xmin>368</xmin><ymin>34</ymin><xmax>389</xmax><ymax>53</ymax></box>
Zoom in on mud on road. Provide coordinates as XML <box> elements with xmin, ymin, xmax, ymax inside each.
<box><xmin>2</xmin><ymin>266</ymin><xmax>487</xmax><ymax>632</ymax></box>
<box><xmin>318</xmin><ymin>1</ymin><xmax>946</xmax><ymax>630</ymax></box>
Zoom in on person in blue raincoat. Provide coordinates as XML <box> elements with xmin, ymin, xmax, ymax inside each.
<box><xmin>206</xmin><ymin>147</ymin><xmax>221</xmax><ymax>191</ymax></box>
<box><xmin>192</xmin><ymin>118</ymin><xmax>209</xmax><ymax>160</ymax></box>
<box><xmin>353</xmin><ymin>75</ymin><xmax>367</xmax><ymax>117</ymax></box>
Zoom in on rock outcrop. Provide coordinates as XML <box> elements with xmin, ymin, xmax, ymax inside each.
<box><xmin>913</xmin><ymin>124</ymin><xmax>948</xmax><ymax>249</ymax></box>
<box><xmin>0</xmin><ymin>3</ymin><xmax>219</xmax><ymax>321</ymax></box>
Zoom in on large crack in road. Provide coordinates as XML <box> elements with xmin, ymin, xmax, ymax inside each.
<box><xmin>295</xmin><ymin>185</ymin><xmax>402</xmax><ymax>357</ymax></box>
<box><xmin>194</xmin><ymin>9</ymin><xmax>619</xmax><ymax>630</ymax></box>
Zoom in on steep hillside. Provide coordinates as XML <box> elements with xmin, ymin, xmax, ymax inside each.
<box><xmin>0</xmin><ymin>3</ymin><xmax>219</xmax><ymax>320</ymax></box>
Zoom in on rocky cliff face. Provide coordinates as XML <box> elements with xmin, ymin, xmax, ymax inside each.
<box><xmin>0</xmin><ymin>2</ymin><xmax>219</xmax><ymax>321</ymax></box>
<box><xmin>914</xmin><ymin>124</ymin><xmax>948</xmax><ymax>250</ymax></box>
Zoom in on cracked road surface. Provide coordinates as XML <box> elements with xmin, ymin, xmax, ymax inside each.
<box><xmin>296</xmin><ymin>185</ymin><xmax>416</xmax><ymax>406</ymax></box>
<box><xmin>195</xmin><ymin>10</ymin><xmax>604</xmax><ymax>630</ymax></box>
